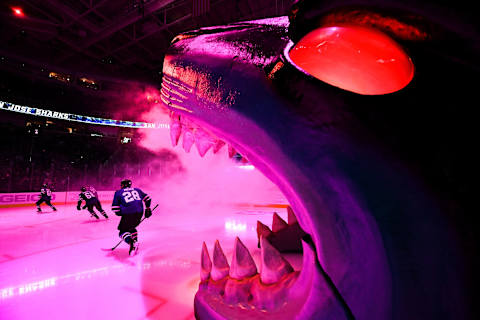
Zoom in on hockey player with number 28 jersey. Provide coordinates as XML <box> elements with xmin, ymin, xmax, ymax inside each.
<box><xmin>112</xmin><ymin>179</ymin><xmax>152</xmax><ymax>256</ymax></box>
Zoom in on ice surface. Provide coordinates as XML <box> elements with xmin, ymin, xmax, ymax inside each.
<box><xmin>0</xmin><ymin>200</ymin><xmax>295</xmax><ymax>319</ymax></box>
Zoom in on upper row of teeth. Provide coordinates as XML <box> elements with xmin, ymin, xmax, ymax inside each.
<box><xmin>169</xmin><ymin>111</ymin><xmax>239</xmax><ymax>159</ymax></box>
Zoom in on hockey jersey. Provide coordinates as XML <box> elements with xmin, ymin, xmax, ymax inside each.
<box><xmin>86</xmin><ymin>186</ymin><xmax>98</xmax><ymax>198</ymax></box>
<box><xmin>111</xmin><ymin>187</ymin><xmax>150</xmax><ymax>215</ymax></box>
<box><xmin>79</xmin><ymin>190</ymin><xmax>97</xmax><ymax>204</ymax></box>
<box><xmin>40</xmin><ymin>187</ymin><xmax>52</xmax><ymax>198</ymax></box>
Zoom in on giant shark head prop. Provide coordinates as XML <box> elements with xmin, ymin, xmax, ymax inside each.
<box><xmin>159</xmin><ymin>0</ymin><xmax>477</xmax><ymax>319</ymax></box>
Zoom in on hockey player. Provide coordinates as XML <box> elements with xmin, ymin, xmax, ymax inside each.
<box><xmin>77</xmin><ymin>186</ymin><xmax>108</xmax><ymax>219</ymax></box>
<box><xmin>36</xmin><ymin>183</ymin><xmax>57</xmax><ymax>213</ymax></box>
<box><xmin>112</xmin><ymin>179</ymin><xmax>152</xmax><ymax>256</ymax></box>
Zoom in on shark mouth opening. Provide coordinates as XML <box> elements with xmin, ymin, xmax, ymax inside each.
<box><xmin>165</xmin><ymin>108</ymin><xmax>340</xmax><ymax>319</ymax></box>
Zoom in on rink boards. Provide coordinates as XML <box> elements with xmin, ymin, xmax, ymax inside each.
<box><xmin>0</xmin><ymin>190</ymin><xmax>288</xmax><ymax>209</ymax></box>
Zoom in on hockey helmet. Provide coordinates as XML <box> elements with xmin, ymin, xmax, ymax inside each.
<box><xmin>81</xmin><ymin>186</ymin><xmax>87</xmax><ymax>192</ymax></box>
<box><xmin>121</xmin><ymin>179</ymin><xmax>132</xmax><ymax>188</ymax></box>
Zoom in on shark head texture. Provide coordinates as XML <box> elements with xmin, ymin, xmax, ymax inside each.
<box><xmin>162</xmin><ymin>0</ymin><xmax>477</xmax><ymax>319</ymax></box>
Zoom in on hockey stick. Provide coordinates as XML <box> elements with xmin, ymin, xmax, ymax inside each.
<box><xmin>110</xmin><ymin>204</ymin><xmax>159</xmax><ymax>251</ymax></box>
<box><xmin>138</xmin><ymin>203</ymin><xmax>159</xmax><ymax>224</ymax></box>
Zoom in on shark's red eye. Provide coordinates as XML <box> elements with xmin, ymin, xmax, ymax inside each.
<box><xmin>288</xmin><ymin>25</ymin><xmax>414</xmax><ymax>95</ymax></box>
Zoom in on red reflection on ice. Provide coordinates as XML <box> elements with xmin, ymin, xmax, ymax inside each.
<box><xmin>288</xmin><ymin>25</ymin><xmax>414</xmax><ymax>95</ymax></box>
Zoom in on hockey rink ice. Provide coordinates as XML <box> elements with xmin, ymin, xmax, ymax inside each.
<box><xmin>0</xmin><ymin>200</ymin><xmax>291</xmax><ymax>320</ymax></box>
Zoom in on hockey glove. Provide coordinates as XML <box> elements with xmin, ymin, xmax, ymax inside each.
<box><xmin>145</xmin><ymin>207</ymin><xmax>152</xmax><ymax>218</ymax></box>
<box><xmin>82</xmin><ymin>205</ymin><xmax>87</xmax><ymax>210</ymax></box>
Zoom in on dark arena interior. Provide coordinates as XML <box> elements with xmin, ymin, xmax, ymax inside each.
<box><xmin>0</xmin><ymin>1</ymin><xmax>478</xmax><ymax>319</ymax></box>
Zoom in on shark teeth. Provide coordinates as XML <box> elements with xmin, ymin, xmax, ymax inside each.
<box><xmin>199</xmin><ymin>236</ymin><xmax>317</xmax><ymax>312</ymax></box>
<box><xmin>200</xmin><ymin>241</ymin><xmax>212</xmax><ymax>282</ymax></box>
<box><xmin>196</xmin><ymin>238</ymin><xmax>338</xmax><ymax>317</ymax></box>
<box><xmin>182</xmin><ymin>127</ymin><xmax>195</xmax><ymax>153</ymax></box>
<box><xmin>194</xmin><ymin>128</ymin><xmax>215</xmax><ymax>157</ymax></box>
<box><xmin>224</xmin><ymin>237</ymin><xmax>258</xmax><ymax>304</ymax></box>
<box><xmin>211</xmin><ymin>239</ymin><xmax>230</xmax><ymax>281</ymax></box>
<box><xmin>259</xmin><ymin>236</ymin><xmax>294</xmax><ymax>284</ymax></box>
<box><xmin>169</xmin><ymin>112</ymin><xmax>233</xmax><ymax>159</ymax></box>
<box><xmin>256</xmin><ymin>209</ymin><xmax>307</xmax><ymax>253</ymax></box>
<box><xmin>213</xmin><ymin>140</ymin><xmax>226</xmax><ymax>154</ymax></box>
<box><xmin>257</xmin><ymin>221</ymin><xmax>272</xmax><ymax>241</ymax></box>
<box><xmin>272</xmin><ymin>212</ymin><xmax>288</xmax><ymax>232</ymax></box>
<box><xmin>229</xmin><ymin>237</ymin><xmax>258</xmax><ymax>279</ymax></box>
<box><xmin>287</xmin><ymin>206</ymin><xmax>298</xmax><ymax>225</ymax></box>
<box><xmin>169</xmin><ymin>112</ymin><xmax>182</xmax><ymax>147</ymax></box>
<box><xmin>168</xmin><ymin>112</ymin><xmax>252</xmax><ymax>165</ymax></box>
<box><xmin>228</xmin><ymin>144</ymin><xmax>236</xmax><ymax>158</ymax></box>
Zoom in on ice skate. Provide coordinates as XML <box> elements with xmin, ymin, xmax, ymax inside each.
<box><xmin>52</xmin><ymin>207</ymin><xmax>57</xmax><ymax>211</ymax></box>
<box><xmin>129</xmin><ymin>241</ymin><xmax>139</xmax><ymax>256</ymax></box>
<box><xmin>102</xmin><ymin>211</ymin><xmax>109</xmax><ymax>219</ymax></box>
<box><xmin>37</xmin><ymin>207</ymin><xmax>42</xmax><ymax>213</ymax></box>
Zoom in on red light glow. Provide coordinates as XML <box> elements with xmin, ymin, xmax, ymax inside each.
<box><xmin>289</xmin><ymin>25</ymin><xmax>414</xmax><ymax>95</ymax></box>
<box><xmin>12</xmin><ymin>7</ymin><xmax>24</xmax><ymax>17</ymax></box>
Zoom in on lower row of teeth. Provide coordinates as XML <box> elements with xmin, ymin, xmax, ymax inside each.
<box><xmin>200</xmin><ymin>235</ymin><xmax>301</xmax><ymax>311</ymax></box>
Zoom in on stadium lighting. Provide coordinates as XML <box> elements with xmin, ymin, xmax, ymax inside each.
<box><xmin>12</xmin><ymin>7</ymin><xmax>24</xmax><ymax>17</ymax></box>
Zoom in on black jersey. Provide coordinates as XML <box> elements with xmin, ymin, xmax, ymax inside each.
<box><xmin>79</xmin><ymin>190</ymin><xmax>97</xmax><ymax>204</ymax></box>
<box><xmin>40</xmin><ymin>187</ymin><xmax>52</xmax><ymax>199</ymax></box>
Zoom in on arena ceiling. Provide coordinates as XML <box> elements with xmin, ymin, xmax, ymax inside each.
<box><xmin>0</xmin><ymin>0</ymin><xmax>292</xmax><ymax>103</ymax></box>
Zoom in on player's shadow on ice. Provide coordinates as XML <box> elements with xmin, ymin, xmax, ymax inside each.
<box><xmin>102</xmin><ymin>248</ymin><xmax>136</xmax><ymax>266</ymax></box>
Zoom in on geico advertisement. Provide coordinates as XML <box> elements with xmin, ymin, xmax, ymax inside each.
<box><xmin>0</xmin><ymin>191</ymin><xmax>115</xmax><ymax>205</ymax></box>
